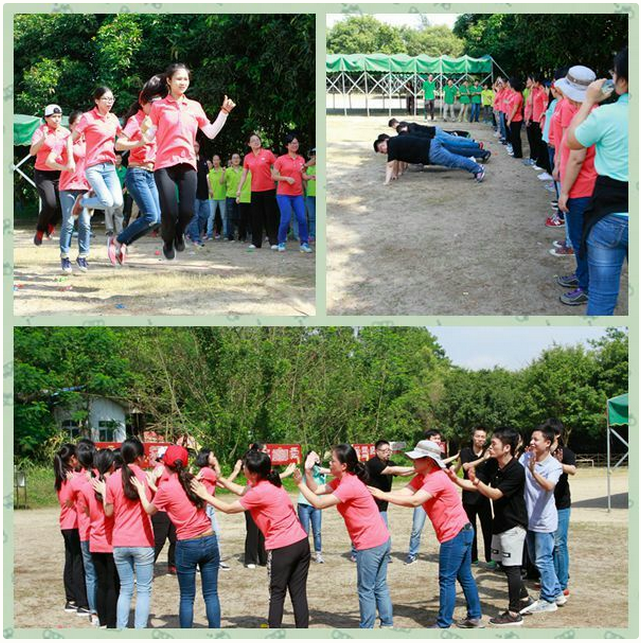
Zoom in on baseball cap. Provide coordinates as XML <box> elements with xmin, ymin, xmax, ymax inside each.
<box><xmin>44</xmin><ymin>104</ymin><xmax>62</xmax><ymax>117</ymax></box>
<box><xmin>163</xmin><ymin>445</ymin><xmax>189</xmax><ymax>467</ymax></box>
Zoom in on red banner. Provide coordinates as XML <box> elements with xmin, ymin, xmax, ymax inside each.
<box><xmin>266</xmin><ymin>444</ymin><xmax>302</xmax><ymax>465</ymax></box>
<box><xmin>95</xmin><ymin>442</ymin><xmax>173</xmax><ymax>469</ymax></box>
<box><xmin>352</xmin><ymin>443</ymin><xmax>375</xmax><ymax>462</ymax></box>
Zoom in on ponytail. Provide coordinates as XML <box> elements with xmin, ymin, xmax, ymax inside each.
<box><xmin>92</xmin><ymin>448</ymin><xmax>116</xmax><ymax>503</ymax></box>
<box><xmin>243</xmin><ymin>449</ymin><xmax>281</xmax><ymax>488</ymax></box>
<box><xmin>53</xmin><ymin>443</ymin><xmax>76</xmax><ymax>491</ymax></box>
<box><xmin>332</xmin><ymin>444</ymin><xmax>369</xmax><ymax>484</ymax></box>
<box><xmin>122</xmin><ymin>74</ymin><xmax>166</xmax><ymax>124</ymax></box>
<box><xmin>166</xmin><ymin>460</ymin><xmax>205</xmax><ymax>509</ymax></box>
<box><xmin>120</xmin><ymin>438</ymin><xmax>144</xmax><ymax>501</ymax></box>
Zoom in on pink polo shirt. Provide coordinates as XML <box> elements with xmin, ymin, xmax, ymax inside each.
<box><xmin>199</xmin><ymin>467</ymin><xmax>218</xmax><ymax>496</ymax></box>
<box><xmin>58</xmin><ymin>138</ymin><xmax>91</xmax><ymax>192</ymax></box>
<box><xmin>507</xmin><ymin>91</ymin><xmax>523</xmax><ymax>122</ymax></box>
<box><xmin>74</xmin><ymin>107</ymin><xmax>122</xmax><ymax>169</ymax></box>
<box><xmin>493</xmin><ymin>88</ymin><xmax>504</xmax><ymax>111</ymax></box>
<box><xmin>124</xmin><ymin>110</ymin><xmax>157</xmax><ymax>166</ymax></box>
<box><xmin>524</xmin><ymin>91</ymin><xmax>534</xmax><ymax>122</ymax></box>
<box><xmin>243</xmin><ymin>149</ymin><xmax>276</xmax><ymax>192</ymax></box>
<box><xmin>149</xmin><ymin>95</ymin><xmax>208</xmax><ymax>171</ymax></box>
<box><xmin>408</xmin><ymin>471</ymin><xmax>469</xmax><ymax>543</ymax></box>
<box><xmin>79</xmin><ymin>480</ymin><xmax>114</xmax><ymax>554</ymax></box>
<box><xmin>152</xmin><ymin>475</ymin><xmax>212</xmax><ymax>541</ymax></box>
<box><xmin>274</xmin><ymin>154</ymin><xmax>305</xmax><ymax>196</ymax></box>
<box><xmin>57</xmin><ymin>477</ymin><xmax>79</xmax><ymax>530</ymax></box>
<box><xmin>559</xmin><ymin>101</ymin><xmax>597</xmax><ymax>198</ymax></box>
<box><xmin>105</xmin><ymin>465</ymin><xmax>154</xmax><ymax>548</ymax></box>
<box><xmin>239</xmin><ymin>480</ymin><xmax>307</xmax><ymax>550</ymax></box>
<box><xmin>532</xmin><ymin>87</ymin><xmax>547</xmax><ymax>123</ymax></box>
<box><xmin>549</xmin><ymin>98</ymin><xmax>565</xmax><ymax>150</ymax></box>
<box><xmin>69</xmin><ymin>471</ymin><xmax>93</xmax><ymax>541</ymax></box>
<box><xmin>31</xmin><ymin>124</ymin><xmax>71</xmax><ymax>172</ymax></box>
<box><xmin>327</xmin><ymin>473</ymin><xmax>389</xmax><ymax>551</ymax></box>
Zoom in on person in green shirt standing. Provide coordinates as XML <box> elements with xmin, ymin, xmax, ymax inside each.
<box><xmin>222</xmin><ymin>153</ymin><xmax>244</xmax><ymax>241</ymax></box>
<box><xmin>481</xmin><ymin>84</ymin><xmax>495</xmax><ymax>125</ymax></box>
<box><xmin>236</xmin><ymin>167</ymin><xmax>252</xmax><ymax>243</ymax></box>
<box><xmin>422</xmin><ymin>74</ymin><xmax>436</xmax><ymax>121</ymax></box>
<box><xmin>470</xmin><ymin>80</ymin><xmax>482</xmax><ymax>123</ymax></box>
<box><xmin>442</xmin><ymin>79</ymin><xmax>458</xmax><ymax>122</ymax></box>
<box><xmin>303</xmin><ymin>148</ymin><xmax>316</xmax><ymax>242</ymax></box>
<box><xmin>458</xmin><ymin>79</ymin><xmax>471</xmax><ymax>123</ymax></box>
<box><xmin>206</xmin><ymin>155</ymin><xmax>226</xmax><ymax>240</ymax></box>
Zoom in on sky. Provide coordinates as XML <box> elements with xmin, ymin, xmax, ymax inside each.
<box><xmin>426</xmin><ymin>327</ymin><xmax>623</xmax><ymax>371</ymax></box>
<box><xmin>326</xmin><ymin>13</ymin><xmax>459</xmax><ymax>30</ymax></box>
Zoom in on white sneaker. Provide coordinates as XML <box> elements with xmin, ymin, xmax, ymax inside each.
<box><xmin>245</xmin><ymin>563</ymin><xmax>256</xmax><ymax>569</ymax></box>
<box><xmin>315</xmin><ymin>552</ymin><xmax>325</xmax><ymax>564</ymax></box>
<box><xmin>270</xmin><ymin>244</ymin><xmax>279</xmax><ymax>250</ymax></box>
<box><xmin>247</xmin><ymin>244</ymin><xmax>257</xmax><ymax>249</ymax></box>
<box><xmin>555</xmin><ymin>593</ymin><xmax>567</xmax><ymax>606</ymax></box>
<box><xmin>520</xmin><ymin>599</ymin><xmax>558</xmax><ymax>615</ymax></box>
<box><xmin>537</xmin><ymin>172</ymin><xmax>554</xmax><ymax>181</ymax></box>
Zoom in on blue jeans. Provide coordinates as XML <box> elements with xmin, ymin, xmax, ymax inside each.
<box><xmin>499</xmin><ymin>112</ymin><xmax>508</xmax><ymax>142</ymax></box>
<box><xmin>408</xmin><ymin>505</ymin><xmax>427</xmax><ymax>558</ymax></box>
<box><xmin>80</xmin><ymin>540</ymin><xmax>97</xmax><ymax>614</ymax></box>
<box><xmin>437</xmin><ymin>525</ymin><xmax>481</xmax><ymax>628</ymax></box>
<box><xmin>187</xmin><ymin>198</ymin><xmax>210</xmax><ymax>242</ymax></box>
<box><xmin>547</xmin><ymin>146</ymin><xmax>561</xmax><ymax>200</ymax></box>
<box><xmin>305</xmin><ymin>196</ymin><xmax>316</xmax><ymax>239</ymax></box>
<box><xmin>59</xmin><ymin>190</ymin><xmax>91</xmax><ymax>258</ymax></box>
<box><xmin>225</xmin><ymin>197</ymin><xmax>239</xmax><ymax>240</ymax></box>
<box><xmin>553</xmin><ymin>508</ymin><xmax>571</xmax><ymax>591</ymax></box>
<box><xmin>277</xmin><ymin>194</ymin><xmax>309</xmax><ymax>244</ymax></box>
<box><xmin>207</xmin><ymin>199</ymin><xmax>226</xmax><ymax>237</ymax></box>
<box><xmin>565</xmin><ymin>197</ymin><xmax>591</xmax><ymax>291</ymax></box>
<box><xmin>434</xmin><ymin>131</ymin><xmax>483</xmax><ymax>157</ymax></box>
<box><xmin>429</xmin><ymin>139</ymin><xmax>482</xmax><ymax>175</ymax></box>
<box><xmin>297</xmin><ymin>503</ymin><xmax>322</xmax><ymax>552</ymax></box>
<box><xmin>585</xmin><ymin>214</ymin><xmax>628</xmax><ymax>315</ymax></box>
<box><xmin>355</xmin><ymin>539</ymin><xmax>393</xmax><ymax>628</ymax></box>
<box><xmin>205</xmin><ymin>505</ymin><xmax>224</xmax><ymax>559</ymax></box>
<box><xmin>470</xmin><ymin>103</ymin><xmax>480</xmax><ymax>122</ymax></box>
<box><xmin>118</xmin><ymin>168</ymin><xmax>161</xmax><ymax>246</ymax></box>
<box><xmin>526</xmin><ymin>530</ymin><xmax>562</xmax><ymax>603</ymax></box>
<box><xmin>113</xmin><ymin>546</ymin><xmax>154</xmax><ymax>629</ymax></box>
<box><xmin>82</xmin><ymin>162</ymin><xmax>124</xmax><ymax>217</ymax></box>
<box><xmin>175</xmin><ymin>534</ymin><xmax>221</xmax><ymax>628</ymax></box>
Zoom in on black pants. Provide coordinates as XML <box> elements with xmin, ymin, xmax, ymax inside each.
<box><xmin>463</xmin><ymin>500</ymin><xmax>493</xmax><ymax>563</ymax></box>
<box><xmin>153</xmin><ymin>511</ymin><xmax>177</xmax><ymax>566</ymax></box>
<box><xmin>210</xmin><ymin>200</ymin><xmax>223</xmax><ymax>235</ymax></box>
<box><xmin>122</xmin><ymin>193</ymin><xmax>134</xmax><ymax>227</ymax></box>
<box><xmin>268</xmin><ymin>537</ymin><xmax>310</xmax><ymax>628</ymax></box>
<box><xmin>244</xmin><ymin>511</ymin><xmax>267</xmax><ymax>565</ymax></box>
<box><xmin>61</xmin><ymin>529</ymin><xmax>88</xmax><ymax>608</ymax></box>
<box><xmin>154</xmin><ymin>164</ymin><xmax>197</xmax><ymax>245</ymax></box>
<box><xmin>250</xmin><ymin>189</ymin><xmax>278</xmax><ymax>247</ymax></box>
<box><xmin>424</xmin><ymin>99</ymin><xmax>435</xmax><ymax>120</ymax></box>
<box><xmin>238</xmin><ymin>202</ymin><xmax>252</xmax><ymax>242</ymax></box>
<box><xmin>91</xmin><ymin>552</ymin><xmax>120</xmax><ymax>628</ymax></box>
<box><xmin>505</xmin><ymin>565</ymin><xmax>529</xmax><ymax>613</ymax></box>
<box><xmin>35</xmin><ymin>169</ymin><xmax>62</xmax><ymax>233</ymax></box>
<box><xmin>509</xmin><ymin>121</ymin><xmax>523</xmax><ymax>158</ymax></box>
<box><xmin>526</xmin><ymin>121</ymin><xmax>545</xmax><ymax>165</ymax></box>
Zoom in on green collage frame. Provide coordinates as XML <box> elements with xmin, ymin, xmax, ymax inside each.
<box><xmin>3</xmin><ymin>2</ymin><xmax>638</xmax><ymax>639</ymax></box>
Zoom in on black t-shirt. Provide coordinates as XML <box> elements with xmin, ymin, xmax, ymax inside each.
<box><xmin>366</xmin><ymin>456</ymin><xmax>396</xmax><ymax>512</ymax></box>
<box><xmin>196</xmin><ymin>155</ymin><xmax>210</xmax><ymax>200</ymax></box>
<box><xmin>408</xmin><ymin>122</ymin><xmax>437</xmax><ymax>138</ymax></box>
<box><xmin>477</xmin><ymin>457</ymin><xmax>528</xmax><ymax>534</ymax></box>
<box><xmin>459</xmin><ymin>446</ymin><xmax>490</xmax><ymax>507</ymax></box>
<box><xmin>553</xmin><ymin>446</ymin><xmax>576</xmax><ymax>510</ymax></box>
<box><xmin>387</xmin><ymin>135</ymin><xmax>431</xmax><ymax>165</ymax></box>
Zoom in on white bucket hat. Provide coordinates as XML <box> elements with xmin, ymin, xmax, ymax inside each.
<box><xmin>405</xmin><ymin>439</ymin><xmax>446</xmax><ymax>469</ymax></box>
<box><xmin>555</xmin><ymin>66</ymin><xmax>596</xmax><ymax>102</ymax></box>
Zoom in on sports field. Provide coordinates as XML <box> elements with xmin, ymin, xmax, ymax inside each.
<box><xmin>12</xmin><ymin>468</ymin><xmax>629</xmax><ymax>630</ymax></box>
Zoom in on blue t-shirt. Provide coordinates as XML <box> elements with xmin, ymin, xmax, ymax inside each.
<box><xmin>519</xmin><ymin>452</ymin><xmax>563</xmax><ymax>533</ymax></box>
<box><xmin>297</xmin><ymin>465</ymin><xmax>326</xmax><ymax>506</ymax></box>
<box><xmin>542</xmin><ymin>98</ymin><xmax>557</xmax><ymax>144</ymax></box>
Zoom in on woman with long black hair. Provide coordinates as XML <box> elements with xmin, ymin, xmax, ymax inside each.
<box><xmin>54</xmin><ymin>443</ymin><xmax>89</xmax><ymax>615</ymax></box>
<box><xmin>293</xmin><ymin>444</ymin><xmax>393</xmax><ymax>629</ymax></box>
<box><xmin>103</xmin><ymin>437</ymin><xmax>154</xmax><ymax>629</ymax></box>
<box><xmin>141</xmin><ymin>62</ymin><xmax>236</xmax><ymax>260</ymax></box>
<box><xmin>132</xmin><ymin>446</ymin><xmax>221</xmax><ymax>628</ymax></box>
<box><xmin>191</xmin><ymin>448</ymin><xmax>310</xmax><ymax>628</ymax></box>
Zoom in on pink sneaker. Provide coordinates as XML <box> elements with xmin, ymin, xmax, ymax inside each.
<box><xmin>107</xmin><ymin>238</ymin><xmax>118</xmax><ymax>266</ymax></box>
<box><xmin>545</xmin><ymin>216</ymin><xmax>565</xmax><ymax>228</ymax></box>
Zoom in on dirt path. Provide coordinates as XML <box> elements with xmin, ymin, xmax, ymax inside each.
<box><xmin>12</xmin><ymin>468</ymin><xmax>629</xmax><ymax>630</ymax></box>
<box><xmin>13</xmin><ymin>228</ymin><xmax>315</xmax><ymax>317</ymax></box>
<box><xmin>326</xmin><ymin>116</ymin><xmax>628</xmax><ymax>316</ymax></box>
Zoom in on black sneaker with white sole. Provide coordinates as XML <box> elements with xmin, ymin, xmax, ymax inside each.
<box><xmin>64</xmin><ymin>601</ymin><xmax>78</xmax><ymax>613</ymax></box>
<box><xmin>489</xmin><ymin>611</ymin><xmax>523</xmax><ymax>627</ymax></box>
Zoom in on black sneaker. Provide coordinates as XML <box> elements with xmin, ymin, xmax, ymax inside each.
<box><xmin>489</xmin><ymin>611</ymin><xmax>523</xmax><ymax>627</ymax></box>
<box><xmin>518</xmin><ymin>596</ymin><xmax>535</xmax><ymax>611</ymax></box>
<box><xmin>76</xmin><ymin>606</ymin><xmax>91</xmax><ymax>616</ymax></box>
<box><xmin>456</xmin><ymin>617</ymin><xmax>484</xmax><ymax>629</ymax></box>
<box><xmin>163</xmin><ymin>242</ymin><xmax>176</xmax><ymax>261</ymax></box>
<box><xmin>174</xmin><ymin>235</ymin><xmax>186</xmax><ymax>252</ymax></box>
<box><xmin>560</xmin><ymin>287</ymin><xmax>588</xmax><ymax>306</ymax></box>
<box><xmin>34</xmin><ymin>231</ymin><xmax>44</xmax><ymax>246</ymax></box>
<box><xmin>556</xmin><ymin>273</ymin><xmax>579</xmax><ymax>288</ymax></box>
<box><xmin>64</xmin><ymin>601</ymin><xmax>77</xmax><ymax>613</ymax></box>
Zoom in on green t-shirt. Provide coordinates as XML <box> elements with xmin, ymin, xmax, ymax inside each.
<box><xmin>239</xmin><ymin>170</ymin><xmax>252</xmax><ymax>204</ymax></box>
<box><xmin>208</xmin><ymin>167</ymin><xmax>226</xmax><ymax>200</ymax></box>
<box><xmin>458</xmin><ymin>85</ymin><xmax>471</xmax><ymax>104</ymax></box>
<box><xmin>305</xmin><ymin>165</ymin><xmax>316</xmax><ymax>197</ymax></box>
<box><xmin>224</xmin><ymin>166</ymin><xmax>243</xmax><ymax>199</ymax></box>
<box><xmin>481</xmin><ymin>89</ymin><xmax>495</xmax><ymax>106</ymax></box>
<box><xmin>422</xmin><ymin>80</ymin><xmax>436</xmax><ymax>100</ymax></box>
<box><xmin>471</xmin><ymin>84</ymin><xmax>482</xmax><ymax>104</ymax></box>
<box><xmin>116</xmin><ymin>165</ymin><xmax>127</xmax><ymax>188</ymax></box>
<box><xmin>443</xmin><ymin>85</ymin><xmax>457</xmax><ymax>105</ymax></box>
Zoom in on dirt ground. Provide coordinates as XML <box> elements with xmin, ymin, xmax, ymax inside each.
<box><xmin>326</xmin><ymin>116</ymin><xmax>629</xmax><ymax>316</ymax></box>
<box><xmin>12</xmin><ymin>225</ymin><xmax>315</xmax><ymax>317</ymax></box>
<box><xmin>12</xmin><ymin>468</ymin><xmax>629</xmax><ymax>630</ymax></box>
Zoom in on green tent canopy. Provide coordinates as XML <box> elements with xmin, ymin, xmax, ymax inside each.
<box><xmin>326</xmin><ymin>53</ymin><xmax>494</xmax><ymax>74</ymax></box>
<box><xmin>607</xmin><ymin>393</ymin><xmax>628</xmax><ymax>426</ymax></box>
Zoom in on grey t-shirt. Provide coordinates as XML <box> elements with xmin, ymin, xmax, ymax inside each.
<box><xmin>519</xmin><ymin>452</ymin><xmax>563</xmax><ymax>533</ymax></box>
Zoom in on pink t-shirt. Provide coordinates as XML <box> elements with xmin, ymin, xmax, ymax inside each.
<box><xmin>78</xmin><ymin>476</ymin><xmax>114</xmax><ymax>553</ymax></box>
<box><xmin>559</xmin><ymin>101</ymin><xmax>598</xmax><ymax>198</ymax></box>
<box><xmin>149</xmin><ymin>95</ymin><xmax>208</xmax><ymax>171</ymax></box>
<box><xmin>238</xmin><ymin>480</ymin><xmax>307</xmax><ymax>550</ymax></box>
<box><xmin>243</xmin><ymin>150</ymin><xmax>276</xmax><ymax>192</ymax></box>
<box><xmin>58</xmin><ymin>138</ymin><xmax>91</xmax><ymax>191</ymax></box>
<box><xmin>69</xmin><ymin>471</ymin><xmax>92</xmax><ymax>541</ymax></box>
<box><xmin>105</xmin><ymin>465</ymin><xmax>154</xmax><ymax>548</ymax></box>
<box><xmin>199</xmin><ymin>467</ymin><xmax>218</xmax><ymax>496</ymax></box>
<box><xmin>31</xmin><ymin>124</ymin><xmax>71</xmax><ymax>172</ymax></box>
<box><xmin>152</xmin><ymin>475</ymin><xmax>212</xmax><ymax>541</ymax></box>
<box><xmin>274</xmin><ymin>154</ymin><xmax>306</xmax><ymax>196</ymax></box>
<box><xmin>493</xmin><ymin>88</ymin><xmax>504</xmax><ymax>111</ymax></box>
<box><xmin>549</xmin><ymin>98</ymin><xmax>564</xmax><ymax>150</ymax></box>
<box><xmin>327</xmin><ymin>474</ymin><xmax>389</xmax><ymax>551</ymax></box>
<box><xmin>124</xmin><ymin>110</ymin><xmax>157</xmax><ymax>166</ymax></box>
<box><xmin>57</xmin><ymin>477</ymin><xmax>78</xmax><ymax>530</ymax></box>
<box><xmin>507</xmin><ymin>91</ymin><xmax>523</xmax><ymax>122</ymax></box>
<box><xmin>74</xmin><ymin>107</ymin><xmax>122</xmax><ymax>169</ymax></box>
<box><xmin>408</xmin><ymin>471</ymin><xmax>469</xmax><ymax>543</ymax></box>
<box><xmin>532</xmin><ymin>87</ymin><xmax>547</xmax><ymax>123</ymax></box>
